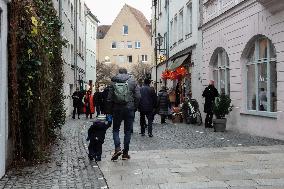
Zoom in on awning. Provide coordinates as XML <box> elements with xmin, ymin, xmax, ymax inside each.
<box><xmin>168</xmin><ymin>55</ymin><xmax>189</xmax><ymax>70</ymax></box>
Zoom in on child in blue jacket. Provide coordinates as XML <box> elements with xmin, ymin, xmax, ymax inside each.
<box><xmin>87</xmin><ymin>115</ymin><xmax>112</xmax><ymax>161</ymax></box>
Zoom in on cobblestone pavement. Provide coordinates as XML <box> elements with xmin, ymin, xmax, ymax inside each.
<box><xmin>1</xmin><ymin>115</ymin><xmax>284</xmax><ymax>189</ymax></box>
<box><xmin>0</xmin><ymin>119</ymin><xmax>107</xmax><ymax>189</ymax></box>
<box><xmin>93</xmin><ymin>114</ymin><xmax>284</xmax><ymax>189</ymax></box>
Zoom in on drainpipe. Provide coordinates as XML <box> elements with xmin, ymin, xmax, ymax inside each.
<box><xmin>74</xmin><ymin>0</ymin><xmax>78</xmax><ymax>88</ymax></box>
<box><xmin>154</xmin><ymin>0</ymin><xmax>158</xmax><ymax>92</ymax></box>
<box><xmin>165</xmin><ymin>0</ymin><xmax>170</xmax><ymax>88</ymax></box>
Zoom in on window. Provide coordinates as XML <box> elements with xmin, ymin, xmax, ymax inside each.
<box><xmin>211</xmin><ymin>48</ymin><xmax>230</xmax><ymax>95</ymax></box>
<box><xmin>111</xmin><ymin>41</ymin><xmax>117</xmax><ymax>49</ymax></box>
<box><xmin>178</xmin><ymin>9</ymin><xmax>184</xmax><ymax>41</ymax></box>
<box><xmin>246</xmin><ymin>37</ymin><xmax>277</xmax><ymax>113</ymax></box>
<box><xmin>79</xmin><ymin>37</ymin><xmax>81</xmax><ymax>54</ymax></box>
<box><xmin>174</xmin><ymin>15</ymin><xmax>178</xmax><ymax>44</ymax></box>
<box><xmin>186</xmin><ymin>2</ymin><xmax>192</xmax><ymax>35</ymax></box>
<box><xmin>142</xmin><ymin>55</ymin><xmax>148</xmax><ymax>62</ymax></box>
<box><xmin>118</xmin><ymin>55</ymin><xmax>125</xmax><ymax>63</ymax></box>
<box><xmin>170</xmin><ymin>20</ymin><xmax>173</xmax><ymax>46</ymax></box>
<box><xmin>119</xmin><ymin>41</ymin><xmax>125</xmax><ymax>49</ymax></box>
<box><xmin>127</xmin><ymin>41</ymin><xmax>132</xmax><ymax>48</ymax></box>
<box><xmin>123</xmin><ymin>25</ymin><xmax>128</xmax><ymax>35</ymax></box>
<box><xmin>127</xmin><ymin>55</ymin><xmax>133</xmax><ymax>63</ymax></box>
<box><xmin>135</xmin><ymin>41</ymin><xmax>141</xmax><ymax>49</ymax></box>
<box><xmin>71</xmin><ymin>44</ymin><xmax>74</xmax><ymax>65</ymax></box>
<box><xmin>71</xmin><ymin>4</ymin><xmax>74</xmax><ymax>25</ymax></box>
<box><xmin>79</xmin><ymin>0</ymin><xmax>82</xmax><ymax>21</ymax></box>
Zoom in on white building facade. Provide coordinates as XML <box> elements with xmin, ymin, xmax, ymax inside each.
<box><xmin>0</xmin><ymin>0</ymin><xmax>9</xmax><ymax>178</ymax></box>
<box><xmin>85</xmin><ymin>6</ymin><xmax>99</xmax><ymax>86</ymax></box>
<box><xmin>53</xmin><ymin>0</ymin><xmax>87</xmax><ymax>116</ymax></box>
<box><xmin>202</xmin><ymin>0</ymin><xmax>284</xmax><ymax>139</ymax></box>
<box><xmin>152</xmin><ymin>0</ymin><xmax>203</xmax><ymax>105</ymax></box>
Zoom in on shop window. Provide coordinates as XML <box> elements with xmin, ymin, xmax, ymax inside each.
<box><xmin>245</xmin><ymin>36</ymin><xmax>277</xmax><ymax>113</ymax></box>
<box><xmin>210</xmin><ymin>48</ymin><xmax>230</xmax><ymax>95</ymax></box>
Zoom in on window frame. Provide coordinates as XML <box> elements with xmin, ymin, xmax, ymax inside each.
<box><xmin>245</xmin><ymin>37</ymin><xmax>277</xmax><ymax>117</ymax></box>
<box><xmin>111</xmin><ymin>41</ymin><xmax>117</xmax><ymax>49</ymax></box>
<box><xmin>127</xmin><ymin>55</ymin><xmax>133</xmax><ymax>63</ymax></box>
<box><xmin>212</xmin><ymin>49</ymin><xmax>230</xmax><ymax>95</ymax></box>
<box><xmin>135</xmin><ymin>41</ymin><xmax>141</xmax><ymax>49</ymax></box>
<box><xmin>123</xmin><ymin>25</ymin><xmax>128</xmax><ymax>35</ymax></box>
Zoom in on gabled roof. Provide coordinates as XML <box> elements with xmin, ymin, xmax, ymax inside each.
<box><xmin>126</xmin><ymin>4</ymin><xmax>151</xmax><ymax>37</ymax></box>
<box><xmin>97</xmin><ymin>25</ymin><xmax>111</xmax><ymax>39</ymax></box>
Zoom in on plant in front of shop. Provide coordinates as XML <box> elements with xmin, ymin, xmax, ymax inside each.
<box><xmin>213</xmin><ymin>94</ymin><xmax>233</xmax><ymax>132</ymax></box>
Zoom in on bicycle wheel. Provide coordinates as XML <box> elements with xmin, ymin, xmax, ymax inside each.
<box><xmin>196</xmin><ymin>110</ymin><xmax>202</xmax><ymax>126</ymax></box>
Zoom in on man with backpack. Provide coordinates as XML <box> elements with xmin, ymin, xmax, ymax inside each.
<box><xmin>105</xmin><ymin>68</ymin><xmax>141</xmax><ymax>161</ymax></box>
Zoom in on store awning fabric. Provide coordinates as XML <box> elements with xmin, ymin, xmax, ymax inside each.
<box><xmin>168</xmin><ymin>55</ymin><xmax>188</xmax><ymax>70</ymax></box>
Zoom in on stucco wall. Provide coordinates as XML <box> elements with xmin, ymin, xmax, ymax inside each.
<box><xmin>98</xmin><ymin>5</ymin><xmax>152</xmax><ymax>71</ymax></box>
<box><xmin>86</xmin><ymin>14</ymin><xmax>98</xmax><ymax>83</ymax></box>
<box><xmin>202</xmin><ymin>0</ymin><xmax>284</xmax><ymax>139</ymax></box>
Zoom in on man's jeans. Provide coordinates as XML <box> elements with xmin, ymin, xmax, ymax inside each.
<box><xmin>140</xmin><ymin>111</ymin><xmax>154</xmax><ymax>135</ymax></box>
<box><xmin>113</xmin><ymin>108</ymin><xmax>135</xmax><ymax>153</ymax></box>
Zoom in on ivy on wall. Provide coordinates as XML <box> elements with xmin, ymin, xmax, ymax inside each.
<box><xmin>9</xmin><ymin>0</ymin><xmax>66</xmax><ymax>162</ymax></box>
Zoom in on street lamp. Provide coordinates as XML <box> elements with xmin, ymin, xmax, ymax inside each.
<box><xmin>155</xmin><ymin>33</ymin><xmax>164</xmax><ymax>52</ymax></box>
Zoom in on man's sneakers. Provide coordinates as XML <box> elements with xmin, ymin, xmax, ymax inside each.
<box><xmin>111</xmin><ymin>149</ymin><xmax>122</xmax><ymax>161</ymax></box>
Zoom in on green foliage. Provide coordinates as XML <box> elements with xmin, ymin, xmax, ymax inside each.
<box><xmin>9</xmin><ymin>0</ymin><xmax>66</xmax><ymax>161</ymax></box>
<box><xmin>213</xmin><ymin>94</ymin><xmax>233</xmax><ymax>119</ymax></box>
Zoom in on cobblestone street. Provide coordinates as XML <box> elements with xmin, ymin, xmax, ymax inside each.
<box><xmin>1</xmin><ymin>116</ymin><xmax>284</xmax><ymax>188</ymax></box>
<box><xmin>0</xmin><ymin>120</ymin><xmax>107</xmax><ymax>189</ymax></box>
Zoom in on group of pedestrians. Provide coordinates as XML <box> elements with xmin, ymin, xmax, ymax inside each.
<box><xmin>71</xmin><ymin>86</ymin><xmax>108</xmax><ymax>119</ymax></box>
<box><xmin>85</xmin><ymin>67</ymin><xmax>219</xmax><ymax>162</ymax></box>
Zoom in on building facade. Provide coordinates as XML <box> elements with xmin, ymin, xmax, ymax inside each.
<box><xmin>202</xmin><ymin>0</ymin><xmax>284</xmax><ymax>139</ymax></box>
<box><xmin>0</xmin><ymin>0</ymin><xmax>9</xmax><ymax>178</ymax></box>
<box><xmin>53</xmin><ymin>0</ymin><xmax>87</xmax><ymax>116</ymax></box>
<box><xmin>152</xmin><ymin>0</ymin><xmax>203</xmax><ymax>104</ymax></box>
<box><xmin>85</xmin><ymin>5</ymin><xmax>99</xmax><ymax>86</ymax></box>
<box><xmin>97</xmin><ymin>4</ymin><xmax>152</xmax><ymax>71</ymax></box>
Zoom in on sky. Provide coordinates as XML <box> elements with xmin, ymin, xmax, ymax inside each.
<box><xmin>85</xmin><ymin>0</ymin><xmax>152</xmax><ymax>25</ymax></box>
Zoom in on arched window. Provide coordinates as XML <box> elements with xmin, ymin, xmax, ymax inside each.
<box><xmin>245</xmin><ymin>36</ymin><xmax>277</xmax><ymax>112</ymax></box>
<box><xmin>210</xmin><ymin>48</ymin><xmax>230</xmax><ymax>95</ymax></box>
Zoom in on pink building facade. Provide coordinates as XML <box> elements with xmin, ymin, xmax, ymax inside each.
<box><xmin>202</xmin><ymin>0</ymin><xmax>284</xmax><ymax>139</ymax></box>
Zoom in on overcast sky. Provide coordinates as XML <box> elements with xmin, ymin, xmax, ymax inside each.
<box><xmin>85</xmin><ymin>0</ymin><xmax>152</xmax><ymax>25</ymax></box>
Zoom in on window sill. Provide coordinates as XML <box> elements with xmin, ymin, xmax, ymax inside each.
<box><xmin>240</xmin><ymin>111</ymin><xmax>277</xmax><ymax>119</ymax></box>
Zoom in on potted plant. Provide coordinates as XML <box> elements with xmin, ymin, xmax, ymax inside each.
<box><xmin>213</xmin><ymin>94</ymin><xmax>233</xmax><ymax>132</ymax></box>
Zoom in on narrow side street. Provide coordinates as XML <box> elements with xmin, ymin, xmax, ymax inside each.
<box><xmin>0</xmin><ymin>120</ymin><xmax>107</xmax><ymax>189</ymax></box>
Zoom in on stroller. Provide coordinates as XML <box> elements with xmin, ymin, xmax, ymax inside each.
<box><xmin>182</xmin><ymin>98</ymin><xmax>202</xmax><ymax>125</ymax></box>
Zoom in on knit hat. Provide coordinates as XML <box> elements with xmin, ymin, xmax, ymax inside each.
<box><xmin>96</xmin><ymin>115</ymin><xmax>106</xmax><ymax>121</ymax></box>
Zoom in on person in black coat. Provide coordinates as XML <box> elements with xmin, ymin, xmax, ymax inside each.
<box><xmin>157</xmin><ymin>86</ymin><xmax>171</xmax><ymax>124</ymax></box>
<box><xmin>94</xmin><ymin>88</ymin><xmax>103</xmax><ymax>116</ymax></box>
<box><xmin>72</xmin><ymin>88</ymin><xmax>82</xmax><ymax>119</ymax></box>
<box><xmin>202</xmin><ymin>80</ymin><xmax>219</xmax><ymax>128</ymax></box>
<box><xmin>139</xmin><ymin>78</ymin><xmax>157</xmax><ymax>137</ymax></box>
<box><xmin>87</xmin><ymin>115</ymin><xmax>112</xmax><ymax>161</ymax></box>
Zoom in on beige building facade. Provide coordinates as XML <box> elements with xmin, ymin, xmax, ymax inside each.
<box><xmin>97</xmin><ymin>4</ymin><xmax>152</xmax><ymax>71</ymax></box>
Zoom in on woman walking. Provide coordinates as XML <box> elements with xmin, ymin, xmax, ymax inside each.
<box><xmin>157</xmin><ymin>86</ymin><xmax>171</xmax><ymax>124</ymax></box>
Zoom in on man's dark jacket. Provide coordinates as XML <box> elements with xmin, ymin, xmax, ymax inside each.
<box><xmin>202</xmin><ymin>85</ymin><xmax>219</xmax><ymax>113</ymax></box>
<box><xmin>139</xmin><ymin>85</ymin><xmax>157</xmax><ymax>112</ymax></box>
